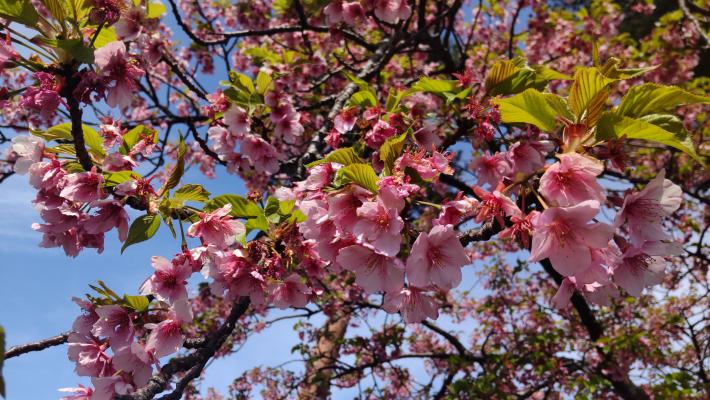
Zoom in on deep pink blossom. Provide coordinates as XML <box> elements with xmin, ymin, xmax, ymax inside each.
<box><xmin>406</xmin><ymin>225</ymin><xmax>469</xmax><ymax>290</ymax></box>
<box><xmin>240</xmin><ymin>134</ymin><xmax>283</xmax><ymax>174</ymax></box>
<box><xmin>352</xmin><ymin>186</ymin><xmax>405</xmax><ymax>256</ymax></box>
<box><xmin>270</xmin><ymin>274</ymin><xmax>311</xmax><ymax>309</ymax></box>
<box><xmin>187</xmin><ymin>204</ymin><xmax>246</xmax><ymax>248</ymax></box>
<box><xmin>539</xmin><ymin>153</ymin><xmax>605</xmax><ymax>207</ymax></box>
<box><xmin>336</xmin><ymin>244</ymin><xmax>405</xmax><ymax>293</ymax></box>
<box><xmin>83</xmin><ymin>200</ymin><xmax>129</xmax><ymax>241</ymax></box>
<box><xmin>365</xmin><ymin>120</ymin><xmax>397</xmax><ymax>148</ymax></box>
<box><xmin>92</xmin><ymin>305</ymin><xmax>134</xmax><ymax>348</ymax></box>
<box><xmin>529</xmin><ymin>200</ymin><xmax>615</xmax><ymax>276</ymax></box>
<box><xmin>470</xmin><ymin>151</ymin><xmax>511</xmax><ymax>187</ymax></box>
<box><xmin>473</xmin><ymin>186</ymin><xmax>521</xmax><ymax>226</ymax></box>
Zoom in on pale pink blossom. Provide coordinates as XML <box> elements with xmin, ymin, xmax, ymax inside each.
<box><xmin>506</xmin><ymin>142</ymin><xmax>545</xmax><ymax>175</ymax></box>
<box><xmin>208</xmin><ymin>126</ymin><xmax>237</xmax><ymax>155</ymax></box>
<box><xmin>112</xmin><ymin>342</ymin><xmax>155</xmax><ymax>388</ymax></box>
<box><xmin>67</xmin><ymin>333</ymin><xmax>113</xmax><ymax>377</ymax></box>
<box><xmin>336</xmin><ymin>244</ymin><xmax>405</xmax><ymax>293</ymax></box>
<box><xmin>60</xmin><ymin>167</ymin><xmax>105</xmax><ymax>203</ymax></box>
<box><xmin>470</xmin><ymin>151</ymin><xmax>511</xmax><ymax>187</ymax></box>
<box><xmin>612</xmin><ymin>241</ymin><xmax>682</xmax><ymax>297</ymax></box>
<box><xmin>145</xmin><ymin>317</ymin><xmax>183</xmax><ymax>358</ymax></box>
<box><xmin>270</xmin><ymin>274</ymin><xmax>311</xmax><ymax>309</ymax></box>
<box><xmin>539</xmin><ymin>153</ymin><xmax>605</xmax><ymax>207</ymax></box>
<box><xmin>101</xmin><ymin>153</ymin><xmax>137</xmax><ymax>171</ymax></box>
<box><xmin>92</xmin><ymin>305</ymin><xmax>134</xmax><ymax>348</ymax></box>
<box><xmin>58</xmin><ymin>385</ymin><xmax>93</xmax><ymax>400</ymax></box>
<box><xmin>11</xmin><ymin>135</ymin><xmax>45</xmax><ymax>174</ymax></box>
<box><xmin>529</xmin><ymin>200</ymin><xmax>615</xmax><ymax>276</ymax></box>
<box><xmin>113</xmin><ymin>6</ymin><xmax>145</xmax><ymax>40</ymax></box>
<box><xmin>240</xmin><ymin>134</ymin><xmax>282</xmax><ymax>174</ymax></box>
<box><xmin>334</xmin><ymin>107</ymin><xmax>358</xmax><ymax>133</ymax></box>
<box><xmin>140</xmin><ymin>255</ymin><xmax>192</xmax><ymax>303</ymax></box>
<box><xmin>83</xmin><ymin>200</ymin><xmax>129</xmax><ymax>241</ymax></box>
<box><xmin>614</xmin><ymin>169</ymin><xmax>682</xmax><ymax>244</ymax></box>
<box><xmin>72</xmin><ymin>297</ymin><xmax>99</xmax><ymax>336</ymax></box>
<box><xmin>406</xmin><ymin>225</ymin><xmax>469</xmax><ymax>290</ymax></box>
<box><xmin>382</xmin><ymin>287</ymin><xmax>439</xmax><ymax>323</ymax></box>
<box><xmin>187</xmin><ymin>204</ymin><xmax>246</xmax><ymax>248</ymax></box>
<box><xmin>223</xmin><ymin>105</ymin><xmax>250</xmax><ymax>137</ymax></box>
<box><xmin>373</xmin><ymin>0</ymin><xmax>412</xmax><ymax>23</ymax></box>
<box><xmin>94</xmin><ymin>41</ymin><xmax>145</xmax><ymax>109</ymax></box>
<box><xmin>91</xmin><ymin>375</ymin><xmax>134</xmax><ymax>400</ymax></box>
<box><xmin>352</xmin><ymin>187</ymin><xmax>405</xmax><ymax>256</ymax></box>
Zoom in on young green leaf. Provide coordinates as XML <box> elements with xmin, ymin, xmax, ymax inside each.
<box><xmin>104</xmin><ymin>170</ymin><xmax>142</xmax><ymax>187</ymax></box>
<box><xmin>255</xmin><ymin>71</ymin><xmax>273</xmax><ymax>94</ymax></box>
<box><xmin>339</xmin><ymin>163</ymin><xmax>379</xmax><ymax>193</ymax></box>
<box><xmin>121</xmin><ymin>214</ymin><xmax>161</xmax><ymax>253</ymax></box>
<box><xmin>616</xmin><ymin>83</ymin><xmax>710</xmax><ymax>118</ymax></box>
<box><xmin>596</xmin><ymin>112</ymin><xmax>705</xmax><ymax>165</ymax></box>
<box><xmin>0</xmin><ymin>0</ymin><xmax>39</xmax><ymax>26</ymax></box>
<box><xmin>172</xmin><ymin>184</ymin><xmax>211</xmax><ymax>205</ymax></box>
<box><xmin>410</xmin><ymin>77</ymin><xmax>459</xmax><ymax>94</ymax></box>
<box><xmin>379</xmin><ymin>132</ymin><xmax>408</xmax><ymax>175</ymax></box>
<box><xmin>568</xmin><ymin>67</ymin><xmax>615</xmax><ymax>123</ymax></box>
<box><xmin>492</xmin><ymin>88</ymin><xmax>558</xmax><ymax>132</ymax></box>
<box><xmin>161</xmin><ymin>135</ymin><xmax>186</xmax><ymax>194</ymax></box>
<box><xmin>305</xmin><ymin>147</ymin><xmax>364</xmax><ymax>168</ymax></box>
<box><xmin>123</xmin><ymin>295</ymin><xmax>151</xmax><ymax>312</ymax></box>
<box><xmin>350</xmin><ymin>90</ymin><xmax>378</xmax><ymax>107</ymax></box>
<box><xmin>205</xmin><ymin>195</ymin><xmax>262</xmax><ymax>218</ymax></box>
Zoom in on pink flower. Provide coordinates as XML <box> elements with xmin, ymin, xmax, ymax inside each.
<box><xmin>145</xmin><ymin>317</ymin><xmax>183</xmax><ymax>358</ymax></box>
<box><xmin>352</xmin><ymin>187</ymin><xmax>405</xmax><ymax>256</ymax></box>
<box><xmin>529</xmin><ymin>200</ymin><xmax>615</xmax><ymax>276</ymax></box>
<box><xmin>20</xmin><ymin>72</ymin><xmax>63</xmax><ymax>120</ymax></box>
<box><xmin>365</xmin><ymin>120</ymin><xmax>397</xmax><ymax>148</ymax></box>
<box><xmin>305</xmin><ymin>163</ymin><xmax>336</xmax><ymax>191</ymax></box>
<box><xmin>208</xmin><ymin>126</ymin><xmax>237</xmax><ymax>155</ymax></box>
<box><xmin>539</xmin><ymin>153</ymin><xmax>605</xmax><ymax>207</ymax></box>
<box><xmin>91</xmin><ymin>375</ymin><xmax>134</xmax><ymax>400</ymax></box>
<box><xmin>92</xmin><ymin>305</ymin><xmax>134</xmax><ymax>348</ymax></box>
<box><xmin>58</xmin><ymin>385</ymin><xmax>93</xmax><ymax>400</ymax></box>
<box><xmin>473</xmin><ymin>186</ymin><xmax>521</xmax><ymax>226</ymax></box>
<box><xmin>270</xmin><ymin>274</ymin><xmax>311</xmax><ymax>309</ymax></box>
<box><xmin>470</xmin><ymin>151</ymin><xmax>511</xmax><ymax>187</ymax></box>
<box><xmin>72</xmin><ymin>297</ymin><xmax>99</xmax><ymax>336</ymax></box>
<box><xmin>60</xmin><ymin>167</ymin><xmax>105</xmax><ymax>203</ymax></box>
<box><xmin>433</xmin><ymin>196</ymin><xmax>477</xmax><ymax>226</ymax></box>
<box><xmin>382</xmin><ymin>287</ymin><xmax>439</xmax><ymax>323</ymax></box>
<box><xmin>113</xmin><ymin>6</ymin><xmax>145</xmax><ymax>40</ymax></box>
<box><xmin>499</xmin><ymin>211</ymin><xmax>538</xmax><ymax>248</ymax></box>
<box><xmin>187</xmin><ymin>204</ymin><xmax>246</xmax><ymax>248</ymax></box>
<box><xmin>323</xmin><ymin>0</ymin><xmax>344</xmax><ymax>25</ymax></box>
<box><xmin>140</xmin><ymin>255</ymin><xmax>192</xmax><ymax>303</ymax></box>
<box><xmin>240</xmin><ymin>134</ymin><xmax>283</xmax><ymax>174</ymax></box>
<box><xmin>11</xmin><ymin>135</ymin><xmax>45</xmax><ymax>174</ymax></box>
<box><xmin>373</xmin><ymin>0</ymin><xmax>411</xmax><ymax>23</ymax></box>
<box><xmin>223</xmin><ymin>105</ymin><xmax>250</xmax><ymax>137</ymax></box>
<box><xmin>112</xmin><ymin>342</ymin><xmax>155</xmax><ymax>388</ymax></box>
<box><xmin>67</xmin><ymin>333</ymin><xmax>113</xmax><ymax>377</ymax></box>
<box><xmin>406</xmin><ymin>225</ymin><xmax>469</xmax><ymax>290</ymax></box>
<box><xmin>550</xmin><ymin>278</ymin><xmax>576</xmax><ymax>309</ymax></box>
<box><xmin>0</xmin><ymin>36</ymin><xmax>18</xmax><ymax>71</ymax></box>
<box><xmin>334</xmin><ymin>107</ymin><xmax>358</xmax><ymax>133</ymax></box>
<box><xmin>506</xmin><ymin>142</ymin><xmax>545</xmax><ymax>175</ymax></box>
<box><xmin>342</xmin><ymin>1</ymin><xmax>366</xmax><ymax>24</ymax></box>
<box><xmin>101</xmin><ymin>153</ymin><xmax>137</xmax><ymax>171</ymax></box>
<box><xmin>83</xmin><ymin>200</ymin><xmax>129</xmax><ymax>241</ymax></box>
<box><xmin>336</xmin><ymin>244</ymin><xmax>405</xmax><ymax>293</ymax></box>
<box><xmin>614</xmin><ymin>169</ymin><xmax>682</xmax><ymax>244</ymax></box>
<box><xmin>94</xmin><ymin>41</ymin><xmax>145</xmax><ymax>109</ymax></box>
<box><xmin>612</xmin><ymin>241</ymin><xmax>681</xmax><ymax>297</ymax></box>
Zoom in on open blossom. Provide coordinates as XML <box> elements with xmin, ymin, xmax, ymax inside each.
<box><xmin>11</xmin><ymin>135</ymin><xmax>45</xmax><ymax>174</ymax></box>
<box><xmin>433</xmin><ymin>196</ymin><xmax>477</xmax><ymax>226</ymax></box>
<box><xmin>506</xmin><ymin>142</ymin><xmax>545</xmax><ymax>175</ymax></box>
<box><xmin>473</xmin><ymin>186</ymin><xmax>521</xmax><ymax>226</ymax></box>
<box><xmin>94</xmin><ymin>41</ymin><xmax>145</xmax><ymax>109</ymax></box>
<box><xmin>187</xmin><ymin>204</ymin><xmax>246</xmax><ymax>248</ymax></box>
<box><xmin>365</xmin><ymin>119</ymin><xmax>397</xmax><ymax>148</ymax></box>
<box><xmin>140</xmin><ymin>255</ymin><xmax>192</xmax><ymax>303</ymax></box>
<box><xmin>383</xmin><ymin>287</ymin><xmax>439</xmax><ymax>323</ymax></box>
<box><xmin>539</xmin><ymin>153</ymin><xmax>605</xmax><ymax>207</ymax></box>
<box><xmin>112</xmin><ymin>341</ymin><xmax>155</xmax><ymax>388</ymax></box>
<box><xmin>373</xmin><ymin>0</ymin><xmax>412</xmax><ymax>23</ymax></box>
<box><xmin>223</xmin><ymin>105</ymin><xmax>250</xmax><ymax>137</ymax></box>
<box><xmin>352</xmin><ymin>186</ymin><xmax>405</xmax><ymax>256</ymax></box>
<box><xmin>270</xmin><ymin>274</ymin><xmax>311</xmax><ymax>309</ymax></box>
<box><xmin>60</xmin><ymin>167</ymin><xmax>105</xmax><ymax>203</ymax></box>
<box><xmin>336</xmin><ymin>244</ymin><xmax>405</xmax><ymax>293</ymax></box>
<box><xmin>611</xmin><ymin>241</ymin><xmax>682</xmax><ymax>297</ymax></box>
<box><xmin>67</xmin><ymin>333</ymin><xmax>113</xmax><ymax>377</ymax></box>
<box><xmin>83</xmin><ymin>200</ymin><xmax>129</xmax><ymax>241</ymax></box>
<box><xmin>58</xmin><ymin>385</ymin><xmax>93</xmax><ymax>400</ymax></box>
<box><xmin>145</xmin><ymin>316</ymin><xmax>183</xmax><ymax>358</ymax></box>
<box><xmin>91</xmin><ymin>375</ymin><xmax>134</xmax><ymax>400</ymax></box>
<box><xmin>406</xmin><ymin>225</ymin><xmax>469</xmax><ymax>290</ymax></box>
<box><xmin>92</xmin><ymin>305</ymin><xmax>134</xmax><ymax>348</ymax></box>
<box><xmin>20</xmin><ymin>72</ymin><xmax>63</xmax><ymax>120</ymax></box>
<box><xmin>240</xmin><ymin>134</ymin><xmax>282</xmax><ymax>174</ymax></box>
<box><xmin>470</xmin><ymin>152</ymin><xmax>511</xmax><ymax>187</ymax></box>
<box><xmin>0</xmin><ymin>36</ymin><xmax>18</xmax><ymax>71</ymax></box>
<box><xmin>614</xmin><ymin>169</ymin><xmax>682</xmax><ymax>244</ymax></box>
<box><xmin>529</xmin><ymin>200</ymin><xmax>615</xmax><ymax>276</ymax></box>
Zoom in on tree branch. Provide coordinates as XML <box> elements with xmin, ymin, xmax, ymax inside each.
<box><xmin>5</xmin><ymin>332</ymin><xmax>69</xmax><ymax>359</ymax></box>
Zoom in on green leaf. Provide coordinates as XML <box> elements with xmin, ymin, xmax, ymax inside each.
<box><xmin>568</xmin><ymin>67</ymin><xmax>615</xmax><ymax>123</ymax></box>
<box><xmin>120</xmin><ymin>125</ymin><xmax>153</xmax><ymax>154</ymax></box>
<box><xmin>244</xmin><ymin>46</ymin><xmax>281</xmax><ymax>65</ymax></box>
<box><xmin>104</xmin><ymin>170</ymin><xmax>141</xmax><ymax>187</ymax></box>
<box><xmin>31</xmin><ymin>124</ymin><xmax>72</xmax><ymax>141</ymax></box>
<box><xmin>279</xmin><ymin>199</ymin><xmax>296</xmax><ymax>215</ymax></box>
<box><xmin>596</xmin><ymin>112</ymin><xmax>705</xmax><ymax>165</ymax></box>
<box><xmin>57</xmin><ymin>39</ymin><xmax>94</xmax><ymax>63</ymax></box>
<box><xmin>123</xmin><ymin>295</ymin><xmax>150</xmax><ymax>312</ymax></box>
<box><xmin>343</xmin><ymin>71</ymin><xmax>372</xmax><ymax>92</ymax></box>
<box><xmin>146</xmin><ymin>0</ymin><xmax>166</xmax><ymax>18</ymax></box>
<box><xmin>40</xmin><ymin>0</ymin><xmax>66</xmax><ymax>21</ymax></box>
<box><xmin>264</xmin><ymin>196</ymin><xmax>280</xmax><ymax>216</ymax></box>
<box><xmin>305</xmin><ymin>147</ymin><xmax>364</xmax><ymax>168</ymax></box>
<box><xmin>34</xmin><ymin>122</ymin><xmax>104</xmax><ymax>156</ymax></box>
<box><xmin>0</xmin><ymin>324</ymin><xmax>5</xmax><ymax>398</ymax></box>
<box><xmin>82</xmin><ymin>125</ymin><xmax>106</xmax><ymax>156</ymax></box>
<box><xmin>93</xmin><ymin>26</ymin><xmax>117</xmax><ymax>48</ymax></box>
<box><xmin>255</xmin><ymin>71</ymin><xmax>273</xmax><ymax>94</ymax></box>
<box><xmin>616</xmin><ymin>83</ymin><xmax>710</xmax><ymax>118</ymax></box>
<box><xmin>121</xmin><ymin>214</ymin><xmax>161</xmax><ymax>253</ymax></box>
<box><xmin>245</xmin><ymin>213</ymin><xmax>269</xmax><ymax>233</ymax></box>
<box><xmin>599</xmin><ymin>57</ymin><xmax>658</xmax><ymax>79</ymax></box>
<box><xmin>350</xmin><ymin>90</ymin><xmax>377</xmax><ymax>107</ymax></box>
<box><xmin>172</xmin><ymin>184</ymin><xmax>210</xmax><ymax>204</ymax></box>
<box><xmin>0</xmin><ymin>0</ymin><xmax>39</xmax><ymax>26</ymax></box>
<box><xmin>531</xmin><ymin>65</ymin><xmax>572</xmax><ymax>81</ymax></box>
<box><xmin>205</xmin><ymin>195</ymin><xmax>262</xmax><ymax>218</ymax></box>
<box><xmin>492</xmin><ymin>88</ymin><xmax>558</xmax><ymax>132</ymax></box>
<box><xmin>410</xmin><ymin>77</ymin><xmax>459</xmax><ymax>93</ymax></box>
<box><xmin>162</xmin><ymin>135</ymin><xmax>186</xmax><ymax>194</ymax></box>
<box><xmin>543</xmin><ymin>93</ymin><xmax>574</xmax><ymax>122</ymax></box>
<box><xmin>485</xmin><ymin>59</ymin><xmax>520</xmax><ymax>90</ymax></box>
<box><xmin>385</xmin><ymin>88</ymin><xmax>405</xmax><ymax>112</ymax></box>
<box><xmin>229</xmin><ymin>71</ymin><xmax>255</xmax><ymax>94</ymax></box>
<box><xmin>486</xmin><ymin>58</ymin><xmax>550</xmax><ymax>96</ymax></box>
<box><xmin>339</xmin><ymin>163</ymin><xmax>379</xmax><ymax>193</ymax></box>
<box><xmin>379</xmin><ymin>132</ymin><xmax>407</xmax><ymax>175</ymax></box>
